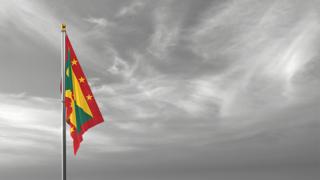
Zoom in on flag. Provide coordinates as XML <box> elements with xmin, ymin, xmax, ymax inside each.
<box><xmin>64</xmin><ymin>34</ymin><xmax>104</xmax><ymax>155</ymax></box>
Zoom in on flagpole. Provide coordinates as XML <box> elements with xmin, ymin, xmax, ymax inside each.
<box><xmin>61</xmin><ymin>23</ymin><xmax>67</xmax><ymax>180</ymax></box>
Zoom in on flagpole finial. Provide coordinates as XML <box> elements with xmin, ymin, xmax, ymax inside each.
<box><xmin>61</xmin><ymin>24</ymin><xmax>66</xmax><ymax>32</ymax></box>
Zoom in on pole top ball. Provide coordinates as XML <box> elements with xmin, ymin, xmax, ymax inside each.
<box><xmin>61</xmin><ymin>24</ymin><xmax>66</xmax><ymax>32</ymax></box>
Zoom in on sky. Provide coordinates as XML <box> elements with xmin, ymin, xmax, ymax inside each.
<box><xmin>0</xmin><ymin>0</ymin><xmax>319</xmax><ymax>180</ymax></box>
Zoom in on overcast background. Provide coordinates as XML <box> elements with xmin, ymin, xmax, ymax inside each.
<box><xmin>0</xmin><ymin>0</ymin><xmax>319</xmax><ymax>180</ymax></box>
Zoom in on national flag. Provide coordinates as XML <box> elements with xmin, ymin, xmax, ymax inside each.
<box><xmin>64</xmin><ymin>34</ymin><xmax>104</xmax><ymax>155</ymax></box>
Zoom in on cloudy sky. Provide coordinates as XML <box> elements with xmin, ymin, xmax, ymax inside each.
<box><xmin>0</xmin><ymin>0</ymin><xmax>319</xmax><ymax>179</ymax></box>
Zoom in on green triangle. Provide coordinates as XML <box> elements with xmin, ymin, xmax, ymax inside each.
<box><xmin>74</xmin><ymin>103</ymin><xmax>93</xmax><ymax>133</ymax></box>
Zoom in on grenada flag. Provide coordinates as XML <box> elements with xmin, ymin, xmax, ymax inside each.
<box><xmin>65</xmin><ymin>34</ymin><xmax>104</xmax><ymax>155</ymax></box>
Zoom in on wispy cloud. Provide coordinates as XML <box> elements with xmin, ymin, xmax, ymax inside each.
<box><xmin>147</xmin><ymin>6</ymin><xmax>180</xmax><ymax>58</ymax></box>
<box><xmin>84</xmin><ymin>17</ymin><xmax>114</xmax><ymax>28</ymax></box>
<box><xmin>0</xmin><ymin>93</ymin><xmax>131</xmax><ymax>165</ymax></box>
<box><xmin>186</xmin><ymin>0</ymin><xmax>320</xmax><ymax>116</ymax></box>
<box><xmin>116</xmin><ymin>1</ymin><xmax>145</xmax><ymax>17</ymax></box>
<box><xmin>0</xmin><ymin>0</ymin><xmax>112</xmax><ymax>73</ymax></box>
<box><xmin>1</xmin><ymin>0</ymin><xmax>319</xmax><ymax>178</ymax></box>
<box><xmin>0</xmin><ymin>0</ymin><xmax>60</xmax><ymax>47</ymax></box>
<box><xmin>0</xmin><ymin>93</ymin><xmax>60</xmax><ymax>165</ymax></box>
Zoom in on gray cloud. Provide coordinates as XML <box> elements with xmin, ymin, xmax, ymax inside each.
<box><xmin>0</xmin><ymin>0</ymin><xmax>319</xmax><ymax>180</ymax></box>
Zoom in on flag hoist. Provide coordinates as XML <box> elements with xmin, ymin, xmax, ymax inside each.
<box><xmin>60</xmin><ymin>24</ymin><xmax>104</xmax><ymax>180</ymax></box>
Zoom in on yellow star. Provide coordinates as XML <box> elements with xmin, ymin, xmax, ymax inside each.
<box><xmin>72</xmin><ymin>59</ymin><xmax>78</xmax><ymax>65</ymax></box>
<box><xmin>70</xmin><ymin>127</ymin><xmax>75</xmax><ymax>132</ymax></box>
<box><xmin>86</xmin><ymin>94</ymin><xmax>93</xmax><ymax>101</ymax></box>
<box><xmin>79</xmin><ymin>77</ymin><xmax>85</xmax><ymax>83</ymax></box>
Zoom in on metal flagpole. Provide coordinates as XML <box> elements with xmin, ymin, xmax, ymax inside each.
<box><xmin>61</xmin><ymin>23</ymin><xmax>67</xmax><ymax>180</ymax></box>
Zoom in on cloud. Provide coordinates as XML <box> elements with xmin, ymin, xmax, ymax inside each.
<box><xmin>108</xmin><ymin>56</ymin><xmax>131</xmax><ymax>76</ymax></box>
<box><xmin>184</xmin><ymin>0</ymin><xmax>320</xmax><ymax>116</ymax></box>
<box><xmin>116</xmin><ymin>1</ymin><xmax>145</xmax><ymax>17</ymax></box>
<box><xmin>0</xmin><ymin>0</ymin><xmax>60</xmax><ymax>47</ymax></box>
<box><xmin>0</xmin><ymin>93</ymin><xmax>60</xmax><ymax>166</ymax></box>
<box><xmin>147</xmin><ymin>6</ymin><xmax>180</xmax><ymax>58</ymax></box>
<box><xmin>1</xmin><ymin>0</ymin><xmax>320</xmax><ymax>179</ymax></box>
<box><xmin>0</xmin><ymin>0</ymin><xmax>113</xmax><ymax>74</ymax></box>
<box><xmin>0</xmin><ymin>93</ymin><xmax>133</xmax><ymax>166</ymax></box>
<box><xmin>84</xmin><ymin>17</ymin><xmax>112</xmax><ymax>28</ymax></box>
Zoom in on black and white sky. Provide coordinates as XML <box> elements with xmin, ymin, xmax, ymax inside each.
<box><xmin>0</xmin><ymin>0</ymin><xmax>319</xmax><ymax>180</ymax></box>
